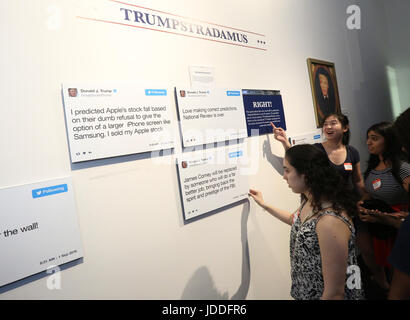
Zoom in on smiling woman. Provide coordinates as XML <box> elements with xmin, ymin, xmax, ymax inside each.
<box><xmin>271</xmin><ymin>113</ymin><xmax>366</xmax><ymax>198</ymax></box>
<box><xmin>313</xmin><ymin>113</ymin><xmax>364</xmax><ymax>195</ymax></box>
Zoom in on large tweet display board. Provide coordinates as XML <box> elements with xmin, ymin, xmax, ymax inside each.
<box><xmin>62</xmin><ymin>84</ymin><xmax>174</xmax><ymax>163</ymax></box>
<box><xmin>177</xmin><ymin>145</ymin><xmax>249</xmax><ymax>221</ymax></box>
<box><xmin>0</xmin><ymin>177</ymin><xmax>83</xmax><ymax>287</ymax></box>
<box><xmin>175</xmin><ymin>88</ymin><xmax>247</xmax><ymax>147</ymax></box>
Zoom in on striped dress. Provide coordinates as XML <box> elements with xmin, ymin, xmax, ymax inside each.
<box><xmin>364</xmin><ymin>161</ymin><xmax>410</xmax><ymax>266</ymax></box>
<box><xmin>364</xmin><ymin>161</ymin><xmax>410</xmax><ymax>206</ymax></box>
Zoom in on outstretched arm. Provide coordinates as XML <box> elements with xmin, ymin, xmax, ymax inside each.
<box><xmin>249</xmin><ymin>189</ymin><xmax>293</xmax><ymax>226</ymax></box>
<box><xmin>271</xmin><ymin>122</ymin><xmax>291</xmax><ymax>150</ymax></box>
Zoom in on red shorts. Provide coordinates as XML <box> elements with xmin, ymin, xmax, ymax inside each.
<box><xmin>373</xmin><ymin>203</ymin><xmax>408</xmax><ymax>267</ymax></box>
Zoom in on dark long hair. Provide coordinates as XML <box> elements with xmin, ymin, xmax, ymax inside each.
<box><xmin>394</xmin><ymin>108</ymin><xmax>410</xmax><ymax>162</ymax></box>
<box><xmin>364</xmin><ymin>122</ymin><xmax>403</xmax><ymax>183</ymax></box>
<box><xmin>321</xmin><ymin>113</ymin><xmax>350</xmax><ymax>145</ymax></box>
<box><xmin>285</xmin><ymin>144</ymin><xmax>357</xmax><ymax>217</ymax></box>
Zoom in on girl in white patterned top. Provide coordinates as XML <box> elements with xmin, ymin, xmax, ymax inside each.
<box><xmin>250</xmin><ymin>144</ymin><xmax>363</xmax><ymax>300</ymax></box>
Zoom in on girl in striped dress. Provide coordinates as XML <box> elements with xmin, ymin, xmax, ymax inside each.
<box><xmin>358</xmin><ymin>122</ymin><xmax>410</xmax><ymax>293</ymax></box>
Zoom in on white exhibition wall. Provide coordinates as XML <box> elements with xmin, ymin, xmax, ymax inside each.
<box><xmin>0</xmin><ymin>0</ymin><xmax>401</xmax><ymax>299</ymax></box>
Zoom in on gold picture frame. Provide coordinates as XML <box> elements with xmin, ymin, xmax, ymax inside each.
<box><xmin>307</xmin><ymin>58</ymin><xmax>341</xmax><ymax>128</ymax></box>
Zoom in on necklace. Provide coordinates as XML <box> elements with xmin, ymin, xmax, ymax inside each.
<box><xmin>302</xmin><ymin>210</ymin><xmax>315</xmax><ymax>224</ymax></box>
<box><xmin>301</xmin><ymin>201</ymin><xmax>333</xmax><ymax>224</ymax></box>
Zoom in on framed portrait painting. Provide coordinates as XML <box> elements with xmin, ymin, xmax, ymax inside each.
<box><xmin>307</xmin><ymin>58</ymin><xmax>341</xmax><ymax>128</ymax></box>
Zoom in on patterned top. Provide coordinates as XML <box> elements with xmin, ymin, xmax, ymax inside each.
<box><xmin>290</xmin><ymin>202</ymin><xmax>364</xmax><ymax>300</ymax></box>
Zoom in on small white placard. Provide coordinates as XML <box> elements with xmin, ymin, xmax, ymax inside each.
<box><xmin>288</xmin><ymin>130</ymin><xmax>324</xmax><ymax>146</ymax></box>
<box><xmin>189</xmin><ymin>66</ymin><xmax>215</xmax><ymax>88</ymax></box>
